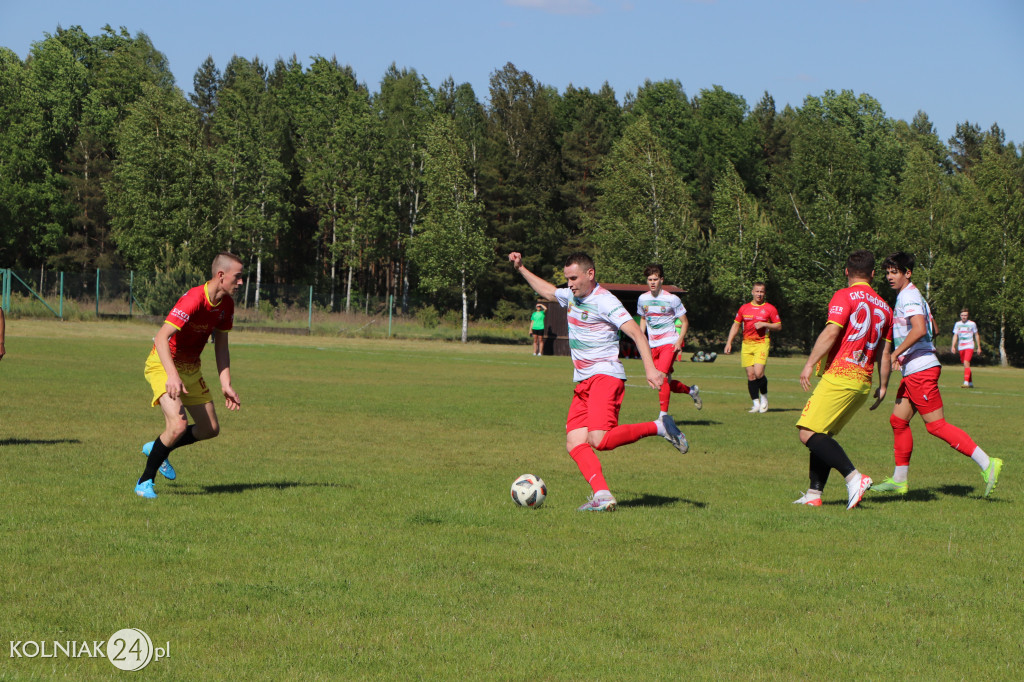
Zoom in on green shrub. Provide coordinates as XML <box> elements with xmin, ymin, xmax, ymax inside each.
<box><xmin>416</xmin><ymin>304</ymin><xmax>440</xmax><ymax>329</ymax></box>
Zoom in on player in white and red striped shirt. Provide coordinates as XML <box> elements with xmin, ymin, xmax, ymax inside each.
<box><xmin>637</xmin><ymin>263</ymin><xmax>701</xmax><ymax>415</ymax></box>
<box><xmin>508</xmin><ymin>251</ymin><xmax>690</xmax><ymax>512</ymax></box>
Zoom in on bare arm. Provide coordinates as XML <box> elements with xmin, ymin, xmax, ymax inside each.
<box><xmin>214</xmin><ymin>331</ymin><xmax>240</xmax><ymax>411</ymax></box>
<box><xmin>756</xmin><ymin>321</ymin><xmax>782</xmax><ymax>332</ymax></box>
<box><xmin>619</xmin><ymin>319</ymin><xmax>665</xmax><ymax>390</ymax></box>
<box><xmin>508</xmin><ymin>252</ymin><xmax>557</xmax><ymax>302</ymax></box>
<box><xmin>724</xmin><ymin>321</ymin><xmax>741</xmax><ymax>354</ymax></box>
<box><xmin>870</xmin><ymin>340</ymin><xmax>893</xmax><ymax>410</ymax></box>
<box><xmin>974</xmin><ymin>332</ymin><xmax>981</xmax><ymax>354</ymax></box>
<box><xmin>154</xmin><ymin>323</ymin><xmax>185</xmax><ymax>400</ymax></box>
<box><xmin>800</xmin><ymin>323</ymin><xmax>843</xmax><ymax>392</ymax></box>
<box><xmin>675</xmin><ymin>314</ymin><xmax>689</xmax><ymax>352</ymax></box>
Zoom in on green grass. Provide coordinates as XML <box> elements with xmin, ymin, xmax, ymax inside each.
<box><xmin>1</xmin><ymin>320</ymin><xmax>1022</xmax><ymax>679</ymax></box>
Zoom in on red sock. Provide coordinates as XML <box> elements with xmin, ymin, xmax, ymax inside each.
<box><xmin>926</xmin><ymin>419</ymin><xmax>977</xmax><ymax>456</ymax></box>
<box><xmin>965</xmin><ymin>367</ymin><xmax>972</xmax><ymax>383</ymax></box>
<box><xmin>596</xmin><ymin>422</ymin><xmax>657</xmax><ymax>451</ymax></box>
<box><xmin>890</xmin><ymin>414</ymin><xmax>913</xmax><ymax>466</ymax></box>
<box><xmin>669</xmin><ymin>380</ymin><xmax>691</xmax><ymax>394</ymax></box>
<box><xmin>570</xmin><ymin>443</ymin><xmax>608</xmax><ymax>493</ymax></box>
<box><xmin>659</xmin><ymin>382</ymin><xmax>670</xmax><ymax>412</ymax></box>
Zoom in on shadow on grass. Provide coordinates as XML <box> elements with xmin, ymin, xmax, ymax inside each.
<box><xmin>673</xmin><ymin>419</ymin><xmax>722</xmax><ymax>427</ymax></box>
<box><xmin>863</xmin><ymin>488</ymin><xmax>940</xmax><ymax>504</ymax></box>
<box><xmin>0</xmin><ymin>438</ymin><xmax>82</xmax><ymax>446</ymax></box>
<box><xmin>618</xmin><ymin>493</ymin><xmax>707</xmax><ymax>509</ymax></box>
<box><xmin>764</xmin><ymin>408</ymin><xmax>801</xmax><ymax>413</ymax></box>
<box><xmin>863</xmin><ymin>484</ymin><xmax>981</xmax><ymax>505</ymax></box>
<box><xmin>171</xmin><ymin>481</ymin><xmax>346</xmax><ymax>496</ymax></box>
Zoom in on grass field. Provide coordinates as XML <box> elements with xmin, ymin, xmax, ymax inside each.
<box><xmin>1</xmin><ymin>320</ymin><xmax>1022</xmax><ymax>679</ymax></box>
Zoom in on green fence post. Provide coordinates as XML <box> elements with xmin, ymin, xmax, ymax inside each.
<box><xmin>1</xmin><ymin>268</ymin><xmax>7</xmax><ymax>312</ymax></box>
<box><xmin>388</xmin><ymin>294</ymin><xmax>393</xmax><ymax>338</ymax></box>
<box><xmin>95</xmin><ymin>268</ymin><xmax>100</xmax><ymax>317</ymax></box>
<box><xmin>308</xmin><ymin>286</ymin><xmax>313</xmax><ymax>332</ymax></box>
<box><xmin>59</xmin><ymin>272</ymin><xmax>64</xmax><ymax>320</ymax></box>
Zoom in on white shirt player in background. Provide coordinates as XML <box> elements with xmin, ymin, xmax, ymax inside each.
<box><xmin>951</xmin><ymin>308</ymin><xmax>981</xmax><ymax>388</ymax></box>
<box><xmin>870</xmin><ymin>251</ymin><xmax>1002</xmax><ymax>498</ymax></box>
<box><xmin>508</xmin><ymin>251</ymin><xmax>691</xmax><ymax>512</ymax></box>
<box><xmin>637</xmin><ymin>263</ymin><xmax>702</xmax><ymax>415</ymax></box>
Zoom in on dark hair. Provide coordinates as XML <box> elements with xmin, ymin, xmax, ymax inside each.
<box><xmin>881</xmin><ymin>251</ymin><xmax>914</xmax><ymax>275</ymax></box>
<box><xmin>752</xmin><ymin>281</ymin><xmax>766</xmax><ymax>289</ymax></box>
<box><xmin>961</xmin><ymin>308</ymin><xmax>969</xmax><ymax>314</ymax></box>
<box><xmin>643</xmin><ymin>263</ymin><xmax>664</xmax><ymax>279</ymax></box>
<box><xmin>845</xmin><ymin>249</ymin><xmax>876</xmax><ymax>278</ymax></box>
<box><xmin>564</xmin><ymin>252</ymin><xmax>596</xmax><ymax>272</ymax></box>
<box><xmin>211</xmin><ymin>251</ymin><xmax>243</xmax><ymax>277</ymax></box>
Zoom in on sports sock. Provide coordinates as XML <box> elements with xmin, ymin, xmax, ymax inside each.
<box><xmin>593</xmin><ymin>489</ymin><xmax>615</xmax><ymax>500</ymax></box>
<box><xmin>890</xmin><ymin>414</ymin><xmax>913</xmax><ymax>466</ymax></box>
<box><xmin>964</xmin><ymin>366</ymin><xmax>971</xmax><ymax>383</ymax></box>
<box><xmin>596</xmin><ymin>422</ymin><xmax>658</xmax><ymax>450</ymax></box>
<box><xmin>659</xmin><ymin>382</ymin><xmax>671</xmax><ymax>412</ymax></box>
<box><xmin>140</xmin><ymin>436</ymin><xmax>171</xmax><ymax>484</ymax></box>
<box><xmin>970</xmin><ymin>446</ymin><xmax>991</xmax><ymax>471</ymax></box>
<box><xmin>757</xmin><ymin>376</ymin><xmax>768</xmax><ymax>395</ymax></box>
<box><xmin>170</xmin><ymin>425</ymin><xmax>198</xmax><ymax>451</ymax></box>
<box><xmin>925</xmin><ymin>419</ymin><xmax>978</xmax><ymax>457</ymax></box>
<box><xmin>669</xmin><ymin>380</ymin><xmax>690</xmax><ymax>394</ymax></box>
<box><xmin>893</xmin><ymin>465</ymin><xmax>909</xmax><ymax>483</ymax></box>
<box><xmin>805</xmin><ymin>433</ymin><xmax>856</xmax><ymax>478</ymax></box>
<box><xmin>570</xmin><ymin>443</ymin><xmax>608</xmax><ymax>494</ymax></box>
<box><xmin>747</xmin><ymin>380</ymin><xmax>760</xmax><ymax>400</ymax></box>
<box><xmin>803</xmin><ymin>488</ymin><xmax>823</xmax><ymax>502</ymax></box>
<box><xmin>808</xmin><ymin>452</ymin><xmax>831</xmax><ymax>491</ymax></box>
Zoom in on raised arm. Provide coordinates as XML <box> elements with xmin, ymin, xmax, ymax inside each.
<box><xmin>508</xmin><ymin>252</ymin><xmax>557</xmax><ymax>302</ymax></box>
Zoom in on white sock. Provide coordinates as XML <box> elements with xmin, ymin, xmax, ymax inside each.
<box><xmin>804</xmin><ymin>489</ymin><xmax>822</xmax><ymax>501</ymax></box>
<box><xmin>892</xmin><ymin>465</ymin><xmax>909</xmax><ymax>483</ymax></box>
<box><xmin>594</xmin><ymin>489</ymin><xmax>613</xmax><ymax>499</ymax></box>
<box><xmin>654</xmin><ymin>419</ymin><xmax>666</xmax><ymax>437</ymax></box>
<box><xmin>752</xmin><ymin>400</ymin><xmax>760</xmax><ymax>408</ymax></box>
<box><xmin>844</xmin><ymin>471</ymin><xmax>861</xmax><ymax>486</ymax></box>
<box><xmin>970</xmin><ymin>447</ymin><xmax>990</xmax><ymax>470</ymax></box>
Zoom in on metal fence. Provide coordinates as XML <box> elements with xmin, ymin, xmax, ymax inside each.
<box><xmin>0</xmin><ymin>268</ymin><xmax>399</xmax><ymax>333</ymax></box>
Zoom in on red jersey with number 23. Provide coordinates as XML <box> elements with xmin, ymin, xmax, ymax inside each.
<box><xmin>820</xmin><ymin>282</ymin><xmax>893</xmax><ymax>391</ymax></box>
<box><xmin>162</xmin><ymin>283</ymin><xmax>234</xmax><ymax>366</ymax></box>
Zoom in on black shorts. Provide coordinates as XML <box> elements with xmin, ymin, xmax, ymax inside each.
<box><xmin>531</xmin><ymin>329</ymin><xmax>544</xmax><ymax>337</ymax></box>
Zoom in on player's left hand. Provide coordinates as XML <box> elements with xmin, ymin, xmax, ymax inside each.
<box><xmin>646</xmin><ymin>368</ymin><xmax>666</xmax><ymax>390</ymax></box>
<box><xmin>223</xmin><ymin>386</ymin><xmax>241</xmax><ymax>411</ymax></box>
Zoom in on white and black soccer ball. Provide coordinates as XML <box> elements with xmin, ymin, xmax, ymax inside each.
<box><xmin>510</xmin><ymin>474</ymin><xmax>547</xmax><ymax>508</ymax></box>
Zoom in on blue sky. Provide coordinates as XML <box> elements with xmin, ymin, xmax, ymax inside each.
<box><xmin>1</xmin><ymin>0</ymin><xmax>1021</xmax><ymax>145</ymax></box>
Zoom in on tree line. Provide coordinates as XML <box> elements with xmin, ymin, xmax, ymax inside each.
<box><xmin>1</xmin><ymin>25</ymin><xmax>1022</xmax><ymax>357</ymax></box>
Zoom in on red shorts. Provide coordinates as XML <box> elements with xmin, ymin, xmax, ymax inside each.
<box><xmin>959</xmin><ymin>349</ymin><xmax>974</xmax><ymax>364</ymax></box>
<box><xmin>651</xmin><ymin>344</ymin><xmax>678</xmax><ymax>375</ymax></box>
<box><xmin>895</xmin><ymin>366</ymin><xmax>944</xmax><ymax>415</ymax></box>
<box><xmin>566</xmin><ymin>374</ymin><xmax>624</xmax><ymax>433</ymax></box>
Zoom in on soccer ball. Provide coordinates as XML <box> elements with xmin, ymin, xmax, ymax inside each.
<box><xmin>510</xmin><ymin>474</ymin><xmax>547</xmax><ymax>508</ymax></box>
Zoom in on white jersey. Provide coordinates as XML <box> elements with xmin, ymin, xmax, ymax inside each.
<box><xmin>555</xmin><ymin>284</ymin><xmax>633</xmax><ymax>382</ymax></box>
<box><xmin>637</xmin><ymin>291</ymin><xmax>685</xmax><ymax>349</ymax></box>
<box><xmin>892</xmin><ymin>283</ymin><xmax>940</xmax><ymax>376</ymax></box>
<box><xmin>952</xmin><ymin>320</ymin><xmax>978</xmax><ymax>351</ymax></box>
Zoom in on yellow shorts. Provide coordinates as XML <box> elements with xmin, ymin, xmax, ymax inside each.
<box><xmin>796</xmin><ymin>377</ymin><xmax>869</xmax><ymax>436</ymax></box>
<box><xmin>144</xmin><ymin>350</ymin><xmax>212</xmax><ymax>407</ymax></box>
<box><xmin>741</xmin><ymin>339</ymin><xmax>770</xmax><ymax>368</ymax></box>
